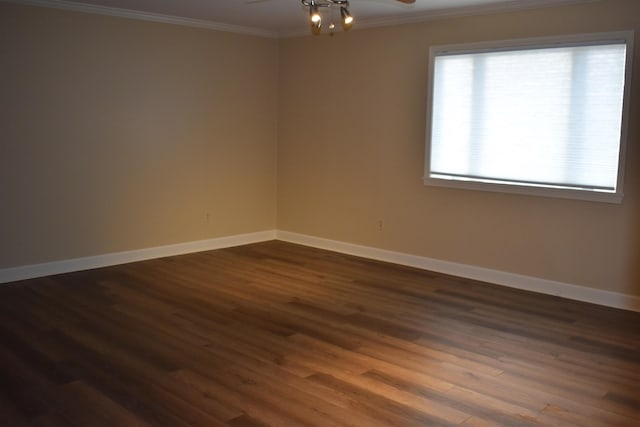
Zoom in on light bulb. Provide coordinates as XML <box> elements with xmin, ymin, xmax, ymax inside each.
<box><xmin>310</xmin><ymin>4</ymin><xmax>321</xmax><ymax>23</ymax></box>
<box><xmin>341</xmin><ymin>7</ymin><xmax>353</xmax><ymax>31</ymax></box>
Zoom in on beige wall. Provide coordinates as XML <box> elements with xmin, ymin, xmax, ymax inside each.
<box><xmin>1</xmin><ymin>1</ymin><xmax>638</xmax><ymax>299</ymax></box>
<box><xmin>278</xmin><ymin>0</ymin><xmax>640</xmax><ymax>297</ymax></box>
<box><xmin>0</xmin><ymin>3</ymin><xmax>279</xmax><ymax>267</ymax></box>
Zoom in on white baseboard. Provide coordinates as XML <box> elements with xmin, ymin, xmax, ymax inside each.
<box><xmin>276</xmin><ymin>230</ymin><xmax>640</xmax><ymax>312</ymax></box>
<box><xmin>2</xmin><ymin>228</ymin><xmax>638</xmax><ymax>312</ymax></box>
<box><xmin>0</xmin><ymin>230</ymin><xmax>277</xmax><ymax>284</ymax></box>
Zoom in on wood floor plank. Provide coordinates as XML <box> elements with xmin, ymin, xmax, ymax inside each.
<box><xmin>0</xmin><ymin>240</ymin><xmax>639</xmax><ymax>426</ymax></box>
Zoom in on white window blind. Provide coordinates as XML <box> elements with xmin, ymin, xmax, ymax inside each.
<box><xmin>425</xmin><ymin>33</ymin><xmax>632</xmax><ymax>203</ymax></box>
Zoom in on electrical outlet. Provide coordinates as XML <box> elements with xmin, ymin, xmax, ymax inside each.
<box><xmin>377</xmin><ymin>219</ymin><xmax>383</xmax><ymax>231</ymax></box>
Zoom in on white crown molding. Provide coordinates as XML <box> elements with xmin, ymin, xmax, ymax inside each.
<box><xmin>2</xmin><ymin>0</ymin><xmax>279</xmax><ymax>38</ymax></box>
<box><xmin>280</xmin><ymin>0</ymin><xmax>601</xmax><ymax>38</ymax></box>
<box><xmin>0</xmin><ymin>230</ymin><xmax>277</xmax><ymax>284</ymax></box>
<box><xmin>4</xmin><ymin>0</ymin><xmax>600</xmax><ymax>39</ymax></box>
<box><xmin>354</xmin><ymin>0</ymin><xmax>602</xmax><ymax>31</ymax></box>
<box><xmin>276</xmin><ymin>230</ymin><xmax>640</xmax><ymax>312</ymax></box>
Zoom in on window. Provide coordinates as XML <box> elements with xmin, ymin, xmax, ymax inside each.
<box><xmin>424</xmin><ymin>32</ymin><xmax>633</xmax><ymax>203</ymax></box>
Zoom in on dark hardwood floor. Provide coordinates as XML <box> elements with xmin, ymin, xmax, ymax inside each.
<box><xmin>1</xmin><ymin>240</ymin><xmax>639</xmax><ymax>426</ymax></box>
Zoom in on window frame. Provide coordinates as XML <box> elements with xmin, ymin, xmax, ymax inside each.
<box><xmin>423</xmin><ymin>31</ymin><xmax>634</xmax><ymax>204</ymax></box>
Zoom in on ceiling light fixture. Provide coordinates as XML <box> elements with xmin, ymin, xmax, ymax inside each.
<box><xmin>340</xmin><ymin>6</ymin><xmax>353</xmax><ymax>31</ymax></box>
<box><xmin>309</xmin><ymin>3</ymin><xmax>321</xmax><ymax>23</ymax></box>
<box><xmin>302</xmin><ymin>0</ymin><xmax>353</xmax><ymax>36</ymax></box>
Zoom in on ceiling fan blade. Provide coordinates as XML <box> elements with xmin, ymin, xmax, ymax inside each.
<box><xmin>395</xmin><ymin>0</ymin><xmax>416</xmax><ymax>3</ymax></box>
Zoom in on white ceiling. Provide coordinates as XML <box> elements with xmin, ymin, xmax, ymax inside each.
<box><xmin>16</xmin><ymin>0</ymin><xmax>596</xmax><ymax>37</ymax></box>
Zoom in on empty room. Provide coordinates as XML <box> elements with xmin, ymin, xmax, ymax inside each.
<box><xmin>1</xmin><ymin>0</ymin><xmax>639</xmax><ymax>425</ymax></box>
